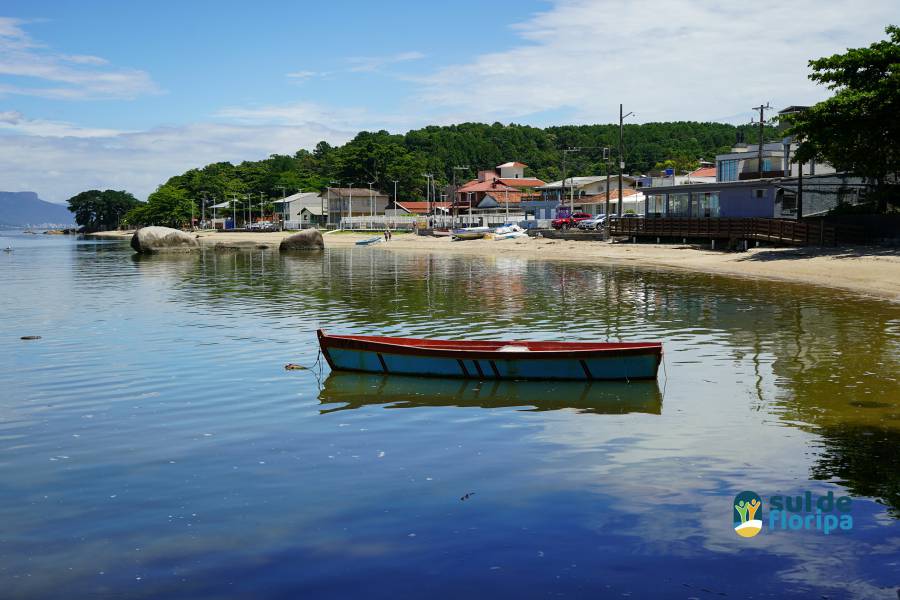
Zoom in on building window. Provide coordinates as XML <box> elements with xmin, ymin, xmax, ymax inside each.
<box><xmin>762</xmin><ymin>158</ymin><xmax>772</xmax><ymax>173</ymax></box>
<box><xmin>670</xmin><ymin>193</ymin><xmax>690</xmax><ymax>216</ymax></box>
<box><xmin>647</xmin><ymin>193</ymin><xmax>665</xmax><ymax>216</ymax></box>
<box><xmin>717</xmin><ymin>159</ymin><xmax>739</xmax><ymax>182</ymax></box>
<box><xmin>694</xmin><ymin>192</ymin><xmax>720</xmax><ymax>217</ymax></box>
<box><xmin>754</xmin><ymin>189</ymin><xmax>766</xmax><ymax>199</ymax></box>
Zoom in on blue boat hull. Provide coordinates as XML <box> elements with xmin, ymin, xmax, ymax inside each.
<box><xmin>324</xmin><ymin>346</ymin><xmax>659</xmax><ymax>381</ymax></box>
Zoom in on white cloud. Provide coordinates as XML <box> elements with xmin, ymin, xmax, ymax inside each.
<box><xmin>215</xmin><ymin>101</ymin><xmax>412</xmax><ymax>132</ymax></box>
<box><xmin>285</xmin><ymin>70</ymin><xmax>319</xmax><ymax>81</ymax></box>
<box><xmin>2</xmin><ymin>1</ymin><xmax>898</xmax><ymax>204</ymax></box>
<box><xmin>346</xmin><ymin>50</ymin><xmax>425</xmax><ymax>73</ymax></box>
<box><xmin>0</xmin><ymin>17</ymin><xmax>159</xmax><ymax>99</ymax></box>
<box><xmin>0</xmin><ymin>110</ymin><xmax>127</xmax><ymax>138</ymax></box>
<box><xmin>0</xmin><ymin>118</ymin><xmax>355</xmax><ymax>202</ymax></box>
<box><xmin>415</xmin><ymin>0</ymin><xmax>899</xmax><ymax>124</ymax></box>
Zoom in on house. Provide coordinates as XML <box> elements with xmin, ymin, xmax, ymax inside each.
<box><xmin>273</xmin><ymin>192</ymin><xmax>326</xmax><ymax>228</ymax></box>
<box><xmin>325</xmin><ymin>187</ymin><xmax>390</xmax><ymax>224</ymax></box>
<box><xmin>538</xmin><ymin>176</ymin><xmax>638</xmax><ymax>202</ymax></box>
<box><xmin>299</xmin><ymin>205</ymin><xmax>326</xmax><ymax>228</ymax></box>
<box><xmin>715</xmin><ymin>142</ymin><xmax>834</xmax><ymax>182</ymax></box>
<box><xmin>456</xmin><ymin>162</ymin><xmax>545</xmax><ymax>212</ymax></box>
<box><xmin>582</xmin><ymin>188</ymin><xmax>646</xmax><ymax>216</ymax></box>
<box><xmin>641</xmin><ymin>173</ymin><xmax>868</xmax><ymax>219</ymax></box>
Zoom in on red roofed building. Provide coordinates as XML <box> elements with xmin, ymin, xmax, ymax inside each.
<box><xmin>392</xmin><ymin>201</ymin><xmax>453</xmax><ymax>215</ymax></box>
<box><xmin>689</xmin><ymin>166</ymin><xmax>717</xmax><ymax>179</ymax></box>
<box><xmin>456</xmin><ymin>162</ymin><xmax>545</xmax><ymax>211</ymax></box>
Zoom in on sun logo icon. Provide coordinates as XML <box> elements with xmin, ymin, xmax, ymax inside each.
<box><xmin>734</xmin><ymin>491</ymin><xmax>763</xmax><ymax>538</ymax></box>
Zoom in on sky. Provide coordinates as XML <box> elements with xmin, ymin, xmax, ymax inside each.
<box><xmin>0</xmin><ymin>0</ymin><xmax>896</xmax><ymax>202</ymax></box>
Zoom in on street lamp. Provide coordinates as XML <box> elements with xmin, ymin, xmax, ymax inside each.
<box><xmin>452</xmin><ymin>166</ymin><xmax>469</xmax><ymax>226</ymax></box>
<box><xmin>618</xmin><ymin>104</ymin><xmax>635</xmax><ymax>217</ymax></box>
<box><xmin>346</xmin><ymin>183</ymin><xmax>355</xmax><ymax>230</ymax></box>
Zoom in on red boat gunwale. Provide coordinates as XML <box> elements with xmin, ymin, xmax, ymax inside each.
<box><xmin>317</xmin><ymin>329</ymin><xmax>662</xmax><ymax>366</ymax></box>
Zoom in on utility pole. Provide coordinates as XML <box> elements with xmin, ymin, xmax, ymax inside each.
<box><xmin>348</xmin><ymin>184</ymin><xmax>354</xmax><ymax>230</ymax></box>
<box><xmin>505</xmin><ymin>187</ymin><xmax>509</xmax><ymax>223</ymax></box>
<box><xmin>603</xmin><ymin>147</ymin><xmax>611</xmax><ymax>218</ymax></box>
<box><xmin>275</xmin><ymin>185</ymin><xmax>286</xmax><ymax>228</ymax></box>
<box><xmin>751</xmin><ymin>102</ymin><xmax>771</xmax><ymax>179</ymax></box>
<box><xmin>561</xmin><ymin>147</ymin><xmax>580</xmax><ymax>216</ymax></box>
<box><xmin>618</xmin><ymin>104</ymin><xmax>634</xmax><ymax>217</ymax></box>
<box><xmin>367</xmin><ymin>181</ymin><xmax>375</xmax><ymax>222</ymax></box>
<box><xmin>327</xmin><ymin>181</ymin><xmax>339</xmax><ymax>228</ymax></box>
<box><xmin>422</xmin><ymin>173</ymin><xmax>433</xmax><ymax>216</ymax></box>
<box><xmin>452</xmin><ymin>166</ymin><xmax>469</xmax><ymax>226</ymax></box>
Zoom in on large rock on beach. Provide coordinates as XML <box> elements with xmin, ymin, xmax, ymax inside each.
<box><xmin>130</xmin><ymin>226</ymin><xmax>200</xmax><ymax>253</ymax></box>
<box><xmin>279</xmin><ymin>229</ymin><xmax>324</xmax><ymax>252</ymax></box>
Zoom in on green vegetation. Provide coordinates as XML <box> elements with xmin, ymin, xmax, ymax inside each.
<box><xmin>66</xmin><ymin>189</ymin><xmax>140</xmax><ymax>232</ymax></box>
<box><xmin>787</xmin><ymin>25</ymin><xmax>900</xmax><ymax>213</ymax></box>
<box><xmin>124</xmin><ymin>184</ymin><xmax>194</xmax><ymax>228</ymax></box>
<box><xmin>149</xmin><ymin>121</ymin><xmax>773</xmax><ymax>208</ymax></box>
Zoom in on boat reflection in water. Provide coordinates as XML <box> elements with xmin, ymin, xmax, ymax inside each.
<box><xmin>317</xmin><ymin>372</ymin><xmax>662</xmax><ymax>415</ymax></box>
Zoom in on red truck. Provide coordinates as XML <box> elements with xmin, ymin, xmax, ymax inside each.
<box><xmin>551</xmin><ymin>212</ymin><xmax>592</xmax><ymax>230</ymax></box>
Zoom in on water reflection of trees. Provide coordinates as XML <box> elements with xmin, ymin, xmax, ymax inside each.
<box><xmin>810</xmin><ymin>425</ymin><xmax>900</xmax><ymax>517</ymax></box>
<box><xmin>140</xmin><ymin>246</ymin><xmax>900</xmax><ymax>516</ymax></box>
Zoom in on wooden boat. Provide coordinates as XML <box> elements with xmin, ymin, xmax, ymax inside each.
<box><xmin>355</xmin><ymin>236</ymin><xmax>383</xmax><ymax>246</ymax></box>
<box><xmin>451</xmin><ymin>231</ymin><xmax>485</xmax><ymax>241</ymax></box>
<box><xmin>317</xmin><ymin>330</ymin><xmax>662</xmax><ymax>381</ymax></box>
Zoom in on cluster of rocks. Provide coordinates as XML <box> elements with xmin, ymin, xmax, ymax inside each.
<box><xmin>129</xmin><ymin>226</ymin><xmax>324</xmax><ymax>254</ymax></box>
<box><xmin>130</xmin><ymin>226</ymin><xmax>200</xmax><ymax>253</ymax></box>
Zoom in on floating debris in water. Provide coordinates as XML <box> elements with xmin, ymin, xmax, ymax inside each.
<box><xmin>284</xmin><ymin>363</ymin><xmax>308</xmax><ymax>370</ymax></box>
<box><xmin>460</xmin><ymin>492</ymin><xmax>475</xmax><ymax>501</ymax></box>
<box><xmin>20</xmin><ymin>335</ymin><xmax>41</xmax><ymax>340</ymax></box>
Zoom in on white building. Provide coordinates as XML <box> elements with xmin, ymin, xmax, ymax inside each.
<box><xmin>274</xmin><ymin>192</ymin><xmax>326</xmax><ymax>229</ymax></box>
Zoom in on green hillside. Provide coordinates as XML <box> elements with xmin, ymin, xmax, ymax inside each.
<box><xmin>159</xmin><ymin>121</ymin><xmax>779</xmax><ymax>205</ymax></box>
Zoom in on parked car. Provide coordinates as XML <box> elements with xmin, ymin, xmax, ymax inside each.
<box><xmin>577</xmin><ymin>214</ymin><xmax>608</xmax><ymax>230</ymax></box>
<box><xmin>551</xmin><ymin>212</ymin><xmax>592</xmax><ymax>230</ymax></box>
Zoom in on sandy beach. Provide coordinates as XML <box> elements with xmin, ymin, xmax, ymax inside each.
<box><xmin>87</xmin><ymin>229</ymin><xmax>900</xmax><ymax>302</ymax></box>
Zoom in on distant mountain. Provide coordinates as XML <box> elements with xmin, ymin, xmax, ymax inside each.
<box><xmin>0</xmin><ymin>191</ymin><xmax>75</xmax><ymax>228</ymax></box>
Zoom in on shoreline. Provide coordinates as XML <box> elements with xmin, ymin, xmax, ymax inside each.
<box><xmin>85</xmin><ymin>229</ymin><xmax>900</xmax><ymax>302</ymax></box>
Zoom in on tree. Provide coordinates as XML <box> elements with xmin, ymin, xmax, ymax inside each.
<box><xmin>124</xmin><ymin>185</ymin><xmax>194</xmax><ymax>228</ymax></box>
<box><xmin>787</xmin><ymin>25</ymin><xmax>900</xmax><ymax>212</ymax></box>
<box><xmin>67</xmin><ymin>189</ymin><xmax>140</xmax><ymax>232</ymax></box>
<box><xmin>145</xmin><ymin>121</ymin><xmax>783</xmax><ymax>207</ymax></box>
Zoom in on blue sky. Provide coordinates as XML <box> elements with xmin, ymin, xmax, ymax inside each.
<box><xmin>0</xmin><ymin>0</ymin><xmax>896</xmax><ymax>201</ymax></box>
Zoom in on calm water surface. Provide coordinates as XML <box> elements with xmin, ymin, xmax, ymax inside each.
<box><xmin>1</xmin><ymin>232</ymin><xmax>898</xmax><ymax>599</ymax></box>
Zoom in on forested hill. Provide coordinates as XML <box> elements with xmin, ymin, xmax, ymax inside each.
<box><xmin>162</xmin><ymin>121</ymin><xmax>778</xmax><ymax>203</ymax></box>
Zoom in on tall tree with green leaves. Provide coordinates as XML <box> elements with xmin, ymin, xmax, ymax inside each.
<box><xmin>67</xmin><ymin>189</ymin><xmax>140</xmax><ymax>232</ymax></box>
<box><xmin>787</xmin><ymin>25</ymin><xmax>900</xmax><ymax>212</ymax></box>
<box><xmin>124</xmin><ymin>185</ymin><xmax>194</xmax><ymax>228</ymax></box>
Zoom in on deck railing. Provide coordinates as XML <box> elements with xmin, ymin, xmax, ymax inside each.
<box><xmin>609</xmin><ymin>218</ymin><xmax>865</xmax><ymax>246</ymax></box>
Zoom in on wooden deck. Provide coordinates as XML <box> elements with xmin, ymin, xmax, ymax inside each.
<box><xmin>609</xmin><ymin>218</ymin><xmax>865</xmax><ymax>246</ymax></box>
